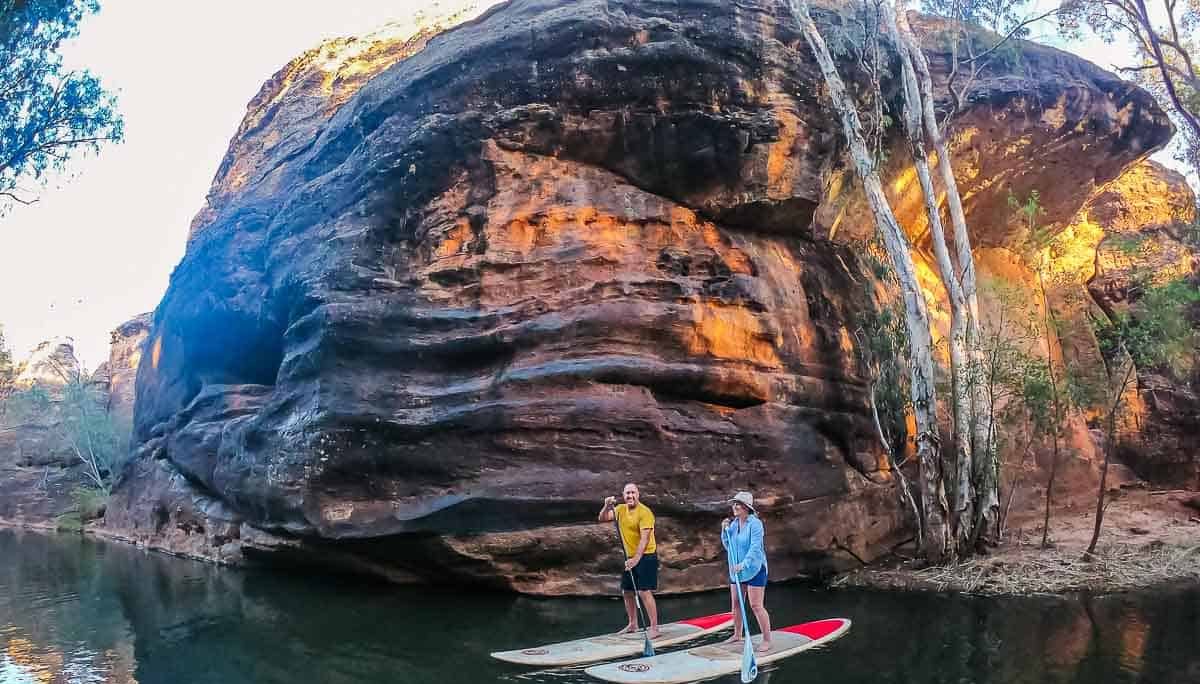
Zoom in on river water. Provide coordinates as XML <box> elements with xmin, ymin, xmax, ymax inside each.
<box><xmin>1</xmin><ymin>529</ymin><xmax>1197</xmax><ymax>684</ymax></box>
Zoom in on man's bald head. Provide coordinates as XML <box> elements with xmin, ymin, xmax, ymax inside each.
<box><xmin>623</xmin><ymin>483</ymin><xmax>640</xmax><ymax>507</ymax></box>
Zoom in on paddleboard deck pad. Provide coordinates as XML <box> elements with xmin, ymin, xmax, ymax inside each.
<box><xmin>584</xmin><ymin>617</ymin><xmax>851</xmax><ymax>683</ymax></box>
<box><xmin>490</xmin><ymin>613</ymin><xmax>733</xmax><ymax>667</ymax></box>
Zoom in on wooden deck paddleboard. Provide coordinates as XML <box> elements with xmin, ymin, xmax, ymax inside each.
<box><xmin>490</xmin><ymin>613</ymin><xmax>734</xmax><ymax>667</ymax></box>
<box><xmin>583</xmin><ymin>617</ymin><xmax>851</xmax><ymax>683</ymax></box>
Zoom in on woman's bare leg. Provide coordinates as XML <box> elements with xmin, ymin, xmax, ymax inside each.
<box><xmin>722</xmin><ymin>584</ymin><xmax>743</xmax><ymax>643</ymax></box>
<box><xmin>747</xmin><ymin>585</ymin><xmax>772</xmax><ymax>653</ymax></box>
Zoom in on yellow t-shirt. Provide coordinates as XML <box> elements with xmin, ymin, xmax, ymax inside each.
<box><xmin>615</xmin><ymin>502</ymin><xmax>656</xmax><ymax>557</ymax></box>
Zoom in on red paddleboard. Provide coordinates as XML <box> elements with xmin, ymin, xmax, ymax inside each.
<box><xmin>491</xmin><ymin>613</ymin><xmax>733</xmax><ymax>667</ymax></box>
<box><xmin>584</xmin><ymin>618</ymin><xmax>851</xmax><ymax>683</ymax></box>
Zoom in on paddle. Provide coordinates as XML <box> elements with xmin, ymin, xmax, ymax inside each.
<box><xmin>724</xmin><ymin>523</ymin><xmax>758</xmax><ymax>683</ymax></box>
<box><xmin>612</xmin><ymin>504</ymin><xmax>655</xmax><ymax>658</ymax></box>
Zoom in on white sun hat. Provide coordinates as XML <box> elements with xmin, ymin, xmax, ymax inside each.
<box><xmin>727</xmin><ymin>491</ymin><xmax>755</xmax><ymax>512</ymax></box>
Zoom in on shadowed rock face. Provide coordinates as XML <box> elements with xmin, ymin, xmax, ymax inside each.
<box><xmin>110</xmin><ymin>0</ymin><xmax>1176</xmax><ymax>593</ymax></box>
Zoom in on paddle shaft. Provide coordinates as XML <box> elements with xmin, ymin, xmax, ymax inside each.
<box><xmin>612</xmin><ymin>508</ymin><xmax>652</xmax><ymax>642</ymax></box>
<box><xmin>724</xmin><ymin>522</ymin><xmax>758</xmax><ymax>682</ymax></box>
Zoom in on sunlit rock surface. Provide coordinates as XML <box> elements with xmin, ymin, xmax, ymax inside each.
<box><xmin>108</xmin><ymin>0</ymin><xmax>1185</xmax><ymax>592</ymax></box>
<box><xmin>1064</xmin><ymin>162</ymin><xmax>1198</xmax><ymax>487</ymax></box>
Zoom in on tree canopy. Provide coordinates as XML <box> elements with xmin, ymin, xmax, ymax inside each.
<box><xmin>0</xmin><ymin>0</ymin><xmax>123</xmax><ymax>213</ymax></box>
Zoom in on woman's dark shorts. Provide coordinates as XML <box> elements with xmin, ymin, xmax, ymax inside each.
<box><xmin>730</xmin><ymin>566</ymin><xmax>768</xmax><ymax>587</ymax></box>
<box><xmin>621</xmin><ymin>553</ymin><xmax>659</xmax><ymax>591</ymax></box>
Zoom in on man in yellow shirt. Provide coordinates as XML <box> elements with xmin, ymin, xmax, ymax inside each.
<box><xmin>599</xmin><ymin>483</ymin><xmax>659</xmax><ymax>639</ymax></box>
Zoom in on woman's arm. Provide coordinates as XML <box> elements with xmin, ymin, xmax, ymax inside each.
<box><xmin>742</xmin><ymin>517</ymin><xmax>766</xmax><ymax>570</ymax></box>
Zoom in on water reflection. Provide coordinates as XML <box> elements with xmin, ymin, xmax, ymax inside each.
<box><xmin>1</xmin><ymin>529</ymin><xmax>1197</xmax><ymax>684</ymax></box>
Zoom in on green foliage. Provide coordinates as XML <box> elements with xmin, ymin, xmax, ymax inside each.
<box><xmin>976</xmin><ymin>277</ymin><xmax>1065</xmax><ymax>436</ymax></box>
<box><xmin>0</xmin><ymin>325</ymin><xmax>12</xmax><ymax>400</ymax></box>
<box><xmin>922</xmin><ymin>0</ymin><xmax>1036</xmax><ymax>35</ymax></box>
<box><xmin>3</xmin><ymin>372</ymin><xmax>129</xmax><ymax>493</ymax></box>
<box><xmin>1093</xmin><ymin>278</ymin><xmax>1200</xmax><ymax>376</ymax></box>
<box><xmin>54</xmin><ymin>509</ymin><xmax>83</xmax><ymax>533</ymax></box>
<box><xmin>857</xmin><ymin>301</ymin><xmax>912</xmax><ymax>455</ymax></box>
<box><xmin>1105</xmin><ymin>234</ymin><xmax>1146</xmax><ymax>256</ymax></box>
<box><xmin>72</xmin><ymin>484</ymin><xmax>106</xmax><ymax>521</ymax></box>
<box><xmin>1007</xmin><ymin>189</ymin><xmax>1053</xmax><ymax>257</ymax></box>
<box><xmin>3</xmin><ymin>382</ymin><xmax>52</xmax><ymax>424</ymax></box>
<box><xmin>0</xmin><ymin>0</ymin><xmax>124</xmax><ymax>212</ymax></box>
<box><xmin>854</xmin><ymin>242</ymin><xmax>911</xmax><ymax>456</ymax></box>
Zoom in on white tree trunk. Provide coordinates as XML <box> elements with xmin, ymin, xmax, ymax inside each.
<box><xmin>887</xmin><ymin>4</ymin><xmax>972</xmax><ymax>556</ymax></box>
<box><xmin>786</xmin><ymin>0</ymin><xmax>950</xmax><ymax>562</ymax></box>
<box><xmin>896</xmin><ymin>4</ymin><xmax>998</xmax><ymax>546</ymax></box>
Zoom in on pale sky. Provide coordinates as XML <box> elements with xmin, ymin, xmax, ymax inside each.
<box><xmin>0</xmin><ymin>0</ymin><xmax>496</xmax><ymax>369</ymax></box>
<box><xmin>0</xmin><ymin>0</ymin><xmax>1173</xmax><ymax>369</ymax></box>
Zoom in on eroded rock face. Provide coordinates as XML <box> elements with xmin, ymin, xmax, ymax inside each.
<box><xmin>113</xmin><ymin>0</ymin><xmax>1178</xmax><ymax>593</ymax></box>
<box><xmin>104</xmin><ymin>314</ymin><xmax>153</xmax><ymax>424</ymax></box>
<box><xmin>1072</xmin><ymin>162</ymin><xmax>1198</xmax><ymax>487</ymax></box>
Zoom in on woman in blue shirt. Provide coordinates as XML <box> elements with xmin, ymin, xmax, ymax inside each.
<box><xmin>720</xmin><ymin>490</ymin><xmax>773</xmax><ymax>652</ymax></box>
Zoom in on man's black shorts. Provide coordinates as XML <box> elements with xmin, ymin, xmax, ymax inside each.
<box><xmin>621</xmin><ymin>553</ymin><xmax>659</xmax><ymax>591</ymax></box>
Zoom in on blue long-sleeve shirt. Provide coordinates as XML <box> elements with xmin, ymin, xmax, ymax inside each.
<box><xmin>721</xmin><ymin>514</ymin><xmax>767</xmax><ymax>583</ymax></box>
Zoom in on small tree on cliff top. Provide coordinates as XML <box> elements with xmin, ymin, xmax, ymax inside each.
<box><xmin>0</xmin><ymin>0</ymin><xmax>123</xmax><ymax>212</ymax></box>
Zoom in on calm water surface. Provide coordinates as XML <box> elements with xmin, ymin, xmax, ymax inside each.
<box><xmin>1</xmin><ymin>529</ymin><xmax>1198</xmax><ymax>683</ymax></box>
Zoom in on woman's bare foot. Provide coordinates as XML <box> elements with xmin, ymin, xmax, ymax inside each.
<box><xmin>647</xmin><ymin>629</ymin><xmax>662</xmax><ymax>640</ymax></box>
<box><xmin>756</xmin><ymin>641</ymin><xmax>772</xmax><ymax>654</ymax></box>
<box><xmin>616</xmin><ymin>624</ymin><xmax>637</xmax><ymax>634</ymax></box>
<box><xmin>721</xmin><ymin>635</ymin><xmax>742</xmax><ymax>645</ymax></box>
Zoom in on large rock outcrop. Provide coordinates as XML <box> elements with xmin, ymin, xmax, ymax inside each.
<box><xmin>109</xmin><ymin>0</ymin><xmax>1179</xmax><ymax>593</ymax></box>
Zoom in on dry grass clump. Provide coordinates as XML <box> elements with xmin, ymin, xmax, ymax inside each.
<box><xmin>833</xmin><ymin>543</ymin><xmax>1200</xmax><ymax>595</ymax></box>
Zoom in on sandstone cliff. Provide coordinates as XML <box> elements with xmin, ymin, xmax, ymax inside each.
<box><xmin>0</xmin><ymin>318</ymin><xmax>152</xmax><ymax>527</ymax></box>
<box><xmin>0</xmin><ymin>339</ymin><xmax>87</xmax><ymax>525</ymax></box>
<box><xmin>107</xmin><ymin>0</ymin><xmax>1193</xmax><ymax>593</ymax></box>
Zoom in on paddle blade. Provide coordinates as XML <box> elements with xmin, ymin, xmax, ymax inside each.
<box><xmin>643</xmin><ymin>633</ymin><xmax>655</xmax><ymax>658</ymax></box>
<box><xmin>740</xmin><ymin>636</ymin><xmax>757</xmax><ymax>682</ymax></box>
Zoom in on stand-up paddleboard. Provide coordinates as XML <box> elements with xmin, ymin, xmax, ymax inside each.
<box><xmin>491</xmin><ymin>613</ymin><xmax>734</xmax><ymax>667</ymax></box>
<box><xmin>584</xmin><ymin>618</ymin><xmax>850</xmax><ymax>683</ymax></box>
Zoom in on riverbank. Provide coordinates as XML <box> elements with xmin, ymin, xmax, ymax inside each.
<box><xmin>4</xmin><ymin>482</ymin><xmax>1197</xmax><ymax>597</ymax></box>
<box><xmin>833</xmin><ymin>486</ymin><xmax>1200</xmax><ymax>595</ymax></box>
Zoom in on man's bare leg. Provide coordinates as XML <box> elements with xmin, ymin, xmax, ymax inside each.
<box><xmin>638</xmin><ymin>590</ymin><xmax>660</xmax><ymax>639</ymax></box>
<box><xmin>618</xmin><ymin>591</ymin><xmax>638</xmax><ymax>633</ymax></box>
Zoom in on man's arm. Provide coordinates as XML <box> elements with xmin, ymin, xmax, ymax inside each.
<box><xmin>599</xmin><ymin>496</ymin><xmax>616</xmax><ymax>522</ymax></box>
<box><xmin>633</xmin><ymin>527</ymin><xmax>652</xmax><ymax>560</ymax></box>
<box><xmin>624</xmin><ymin>527</ymin><xmax>653</xmax><ymax>571</ymax></box>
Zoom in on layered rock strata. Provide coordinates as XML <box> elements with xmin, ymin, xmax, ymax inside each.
<box><xmin>109</xmin><ymin>0</ymin><xmax>1183</xmax><ymax>593</ymax></box>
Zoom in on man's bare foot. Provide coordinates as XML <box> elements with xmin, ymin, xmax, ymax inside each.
<box><xmin>756</xmin><ymin>641</ymin><xmax>772</xmax><ymax>654</ymax></box>
<box><xmin>647</xmin><ymin>629</ymin><xmax>661</xmax><ymax>640</ymax></box>
<box><xmin>616</xmin><ymin>624</ymin><xmax>637</xmax><ymax>634</ymax></box>
<box><xmin>721</xmin><ymin>635</ymin><xmax>742</xmax><ymax>645</ymax></box>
